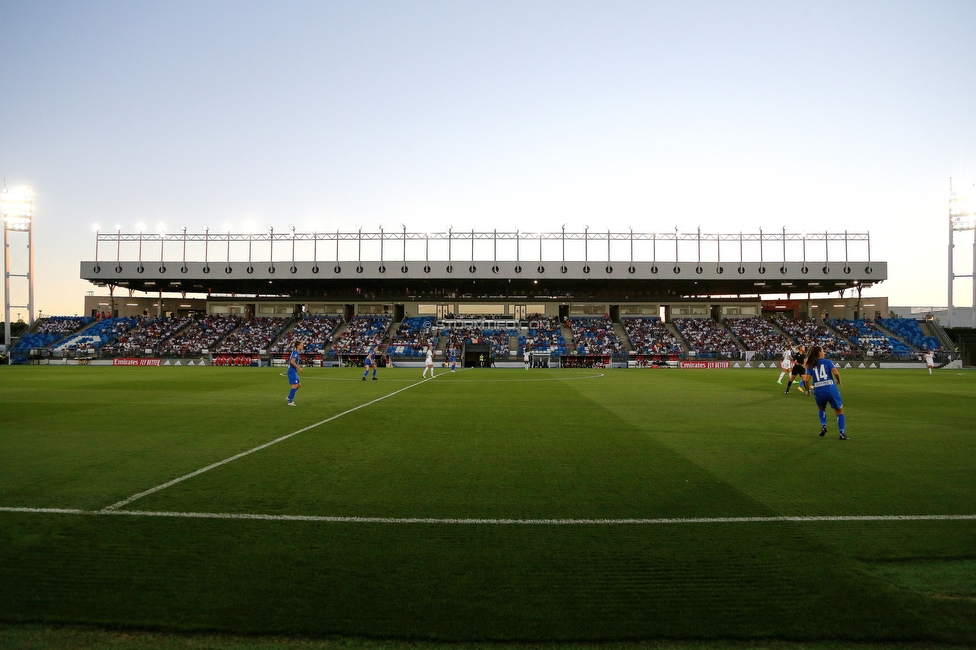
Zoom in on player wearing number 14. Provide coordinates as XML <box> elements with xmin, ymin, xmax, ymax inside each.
<box><xmin>802</xmin><ymin>345</ymin><xmax>848</xmax><ymax>440</ymax></box>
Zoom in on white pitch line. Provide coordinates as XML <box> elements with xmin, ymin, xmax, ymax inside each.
<box><xmin>102</xmin><ymin>377</ymin><xmax>434</xmax><ymax>511</ymax></box>
<box><xmin>2</xmin><ymin>507</ymin><xmax>975</xmax><ymax>525</ymax></box>
<box><xmin>430</xmin><ymin>373</ymin><xmax>605</xmax><ymax>383</ymax></box>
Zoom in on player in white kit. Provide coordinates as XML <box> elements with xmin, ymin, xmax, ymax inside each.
<box><xmin>422</xmin><ymin>347</ymin><xmax>435</xmax><ymax>378</ymax></box>
<box><xmin>924</xmin><ymin>350</ymin><xmax>935</xmax><ymax>375</ymax></box>
<box><xmin>777</xmin><ymin>348</ymin><xmax>792</xmax><ymax>384</ymax></box>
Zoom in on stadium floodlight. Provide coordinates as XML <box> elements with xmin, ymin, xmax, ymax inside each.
<box><xmin>950</xmin><ymin>182</ymin><xmax>976</xmax><ymax>230</ymax></box>
<box><xmin>948</xmin><ymin>178</ymin><xmax>976</xmax><ymax>327</ymax></box>
<box><xmin>2</xmin><ymin>186</ymin><xmax>35</xmax><ymax>362</ymax></box>
<box><xmin>1</xmin><ymin>186</ymin><xmax>33</xmax><ymax>231</ymax></box>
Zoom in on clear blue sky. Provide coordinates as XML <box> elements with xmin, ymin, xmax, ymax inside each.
<box><xmin>2</xmin><ymin>1</ymin><xmax>974</xmax><ymax>316</ymax></box>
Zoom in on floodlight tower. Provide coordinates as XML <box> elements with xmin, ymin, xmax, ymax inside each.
<box><xmin>948</xmin><ymin>179</ymin><xmax>976</xmax><ymax>328</ymax></box>
<box><xmin>2</xmin><ymin>186</ymin><xmax>34</xmax><ymax>359</ymax></box>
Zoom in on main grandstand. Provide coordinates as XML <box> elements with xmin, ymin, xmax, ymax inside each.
<box><xmin>6</xmin><ymin>228</ymin><xmax>958</xmax><ymax>366</ymax></box>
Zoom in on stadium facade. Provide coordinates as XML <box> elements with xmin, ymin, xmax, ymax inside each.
<box><xmin>81</xmin><ymin>228</ymin><xmax>885</xmax><ymax>320</ymax></box>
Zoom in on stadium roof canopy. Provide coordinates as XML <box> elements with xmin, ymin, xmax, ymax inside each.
<box><xmin>81</xmin><ymin>228</ymin><xmax>885</xmax><ymax>299</ymax></box>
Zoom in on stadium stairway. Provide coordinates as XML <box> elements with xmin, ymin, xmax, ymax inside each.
<box><xmin>769</xmin><ymin>318</ymin><xmax>798</xmax><ymax>345</ymax></box>
<box><xmin>560</xmin><ymin>322</ymin><xmax>577</xmax><ymax>354</ymax></box>
<box><xmin>824</xmin><ymin>320</ymin><xmax>855</xmax><ymax>346</ymax></box>
<box><xmin>265</xmin><ymin>315</ymin><xmax>299</xmax><ymax>351</ymax></box>
<box><xmin>665</xmin><ymin>321</ymin><xmax>692</xmax><ymax>354</ymax></box>
<box><xmin>927</xmin><ymin>320</ymin><xmax>956</xmax><ymax>352</ymax></box>
<box><xmin>722</xmin><ymin>320</ymin><xmax>748</xmax><ymax>351</ymax></box>
<box><xmin>436</xmin><ymin>333</ymin><xmax>449</xmax><ymax>355</ymax></box>
<box><xmin>508</xmin><ymin>333</ymin><xmax>519</xmax><ymax>356</ymax></box>
<box><xmin>613</xmin><ymin>322</ymin><xmax>634</xmax><ymax>353</ymax></box>
<box><xmin>322</xmin><ymin>320</ymin><xmax>349</xmax><ymax>357</ymax></box>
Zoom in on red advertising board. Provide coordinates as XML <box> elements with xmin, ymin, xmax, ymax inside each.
<box><xmin>679</xmin><ymin>360</ymin><xmax>731</xmax><ymax>369</ymax></box>
<box><xmin>761</xmin><ymin>300</ymin><xmax>799</xmax><ymax>312</ymax></box>
<box><xmin>113</xmin><ymin>358</ymin><xmax>162</xmax><ymax>366</ymax></box>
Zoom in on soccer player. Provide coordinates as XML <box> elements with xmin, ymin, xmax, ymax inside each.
<box><xmin>802</xmin><ymin>345</ymin><xmax>847</xmax><ymax>440</ymax></box>
<box><xmin>286</xmin><ymin>342</ymin><xmax>304</xmax><ymax>406</ymax></box>
<box><xmin>449</xmin><ymin>348</ymin><xmax>457</xmax><ymax>372</ymax></box>
<box><xmin>924</xmin><ymin>350</ymin><xmax>935</xmax><ymax>375</ymax></box>
<box><xmin>524</xmin><ymin>348</ymin><xmax>530</xmax><ymax>370</ymax></box>
<box><xmin>362</xmin><ymin>348</ymin><xmax>378</xmax><ymax>381</ymax></box>
<box><xmin>777</xmin><ymin>348</ymin><xmax>792</xmax><ymax>384</ymax></box>
<box><xmin>784</xmin><ymin>344</ymin><xmax>807</xmax><ymax>395</ymax></box>
<box><xmin>423</xmin><ymin>346</ymin><xmax>435</xmax><ymax>378</ymax></box>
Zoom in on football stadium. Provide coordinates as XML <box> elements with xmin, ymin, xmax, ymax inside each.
<box><xmin>4</xmin><ymin>4</ymin><xmax>976</xmax><ymax>649</ymax></box>
<box><xmin>2</xmin><ymin>224</ymin><xmax>976</xmax><ymax>648</ymax></box>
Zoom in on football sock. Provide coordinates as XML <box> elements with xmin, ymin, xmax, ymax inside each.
<box><xmin>837</xmin><ymin>414</ymin><xmax>846</xmax><ymax>433</ymax></box>
<box><xmin>372</xmin><ymin>369</ymin><xmax>377</xmax><ymax>377</ymax></box>
<box><xmin>363</xmin><ymin>371</ymin><xmax>368</xmax><ymax>379</ymax></box>
<box><xmin>778</xmin><ymin>372</ymin><xmax>786</xmax><ymax>383</ymax></box>
<box><xmin>785</xmin><ymin>380</ymin><xmax>792</xmax><ymax>392</ymax></box>
<box><xmin>819</xmin><ymin>410</ymin><xmax>827</xmax><ymax>427</ymax></box>
<box><xmin>288</xmin><ymin>388</ymin><xmax>297</xmax><ymax>401</ymax></box>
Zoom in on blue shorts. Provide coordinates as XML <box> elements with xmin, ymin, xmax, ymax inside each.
<box><xmin>287</xmin><ymin>370</ymin><xmax>300</xmax><ymax>385</ymax></box>
<box><xmin>814</xmin><ymin>386</ymin><xmax>842</xmax><ymax>410</ymax></box>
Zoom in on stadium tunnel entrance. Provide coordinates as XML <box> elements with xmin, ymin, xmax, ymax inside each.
<box><xmin>463</xmin><ymin>343</ymin><xmax>490</xmax><ymax>368</ymax></box>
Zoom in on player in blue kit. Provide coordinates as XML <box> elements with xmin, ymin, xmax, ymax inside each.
<box><xmin>802</xmin><ymin>345</ymin><xmax>847</xmax><ymax>440</ymax></box>
<box><xmin>362</xmin><ymin>348</ymin><xmax>378</xmax><ymax>381</ymax></box>
<box><xmin>286</xmin><ymin>342</ymin><xmax>304</xmax><ymax>406</ymax></box>
<box><xmin>449</xmin><ymin>348</ymin><xmax>457</xmax><ymax>372</ymax></box>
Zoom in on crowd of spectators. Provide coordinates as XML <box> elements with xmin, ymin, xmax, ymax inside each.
<box><xmin>35</xmin><ymin>316</ymin><xmax>92</xmax><ymax>336</ymax></box>
<box><xmin>107</xmin><ymin>316</ymin><xmax>193</xmax><ymax>355</ymax></box>
<box><xmin>568</xmin><ymin>317</ymin><xmax>625</xmax><ymax>356</ymax></box>
<box><xmin>328</xmin><ymin>316</ymin><xmax>390</xmax><ymax>356</ymax></box>
<box><xmin>483</xmin><ymin>329</ymin><xmax>516</xmax><ymax>357</ymax></box>
<box><xmin>52</xmin><ymin>317</ymin><xmax>140</xmax><ymax>353</ymax></box>
<box><xmin>14</xmin><ymin>316</ymin><xmax>93</xmax><ymax>350</ymax></box>
<box><xmin>271</xmin><ymin>315</ymin><xmax>341</xmax><ymax>354</ymax></box>
<box><xmin>388</xmin><ymin>317</ymin><xmax>438</xmax><ymax>357</ymax></box>
<box><xmin>440</xmin><ymin>316</ymin><xmax>518</xmax><ymax>358</ymax></box>
<box><xmin>774</xmin><ymin>317</ymin><xmax>856</xmax><ymax>358</ymax></box>
<box><xmin>828</xmin><ymin>319</ymin><xmax>912</xmax><ymax>357</ymax></box>
<box><xmin>621</xmin><ymin>317</ymin><xmax>683</xmax><ymax>356</ymax></box>
<box><xmin>672</xmin><ymin>318</ymin><xmax>741</xmax><ymax>357</ymax></box>
<box><xmin>724</xmin><ymin>317</ymin><xmax>793</xmax><ymax>359</ymax></box>
<box><xmin>158</xmin><ymin>315</ymin><xmax>240</xmax><ymax>356</ymax></box>
<box><xmin>519</xmin><ymin>316</ymin><xmax>567</xmax><ymax>357</ymax></box>
<box><xmin>215</xmin><ymin>317</ymin><xmax>288</xmax><ymax>354</ymax></box>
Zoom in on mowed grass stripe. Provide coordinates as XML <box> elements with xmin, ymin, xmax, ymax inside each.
<box><xmin>122</xmin><ymin>369</ymin><xmax>776</xmax><ymax>520</ymax></box>
<box><xmin>560</xmin><ymin>369</ymin><xmax>976</xmax><ymax>517</ymax></box>
<box><xmin>0</xmin><ymin>367</ymin><xmax>424</xmax><ymax>510</ymax></box>
<box><xmin>1</xmin><ymin>511</ymin><xmax>968</xmax><ymax>642</ymax></box>
<box><xmin>104</xmin><ymin>374</ymin><xmax>433</xmax><ymax>510</ymax></box>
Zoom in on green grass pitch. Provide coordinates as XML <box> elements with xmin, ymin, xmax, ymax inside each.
<box><xmin>1</xmin><ymin>365</ymin><xmax>975</xmax><ymax>645</ymax></box>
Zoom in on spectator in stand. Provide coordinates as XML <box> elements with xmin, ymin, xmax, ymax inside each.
<box><xmin>725</xmin><ymin>317</ymin><xmax>792</xmax><ymax>359</ymax></box>
<box><xmin>774</xmin><ymin>317</ymin><xmax>856</xmax><ymax>359</ymax></box>
<box><xmin>673</xmin><ymin>318</ymin><xmax>739</xmax><ymax>357</ymax></box>
<box><xmin>622</xmin><ymin>317</ymin><xmax>682</xmax><ymax>356</ymax></box>
<box><xmin>216</xmin><ymin>317</ymin><xmax>287</xmax><ymax>355</ymax></box>
<box><xmin>273</xmin><ymin>315</ymin><xmax>341</xmax><ymax>355</ymax></box>
<box><xmin>569</xmin><ymin>317</ymin><xmax>624</xmax><ymax>356</ymax></box>
<box><xmin>330</xmin><ymin>316</ymin><xmax>390</xmax><ymax>357</ymax></box>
